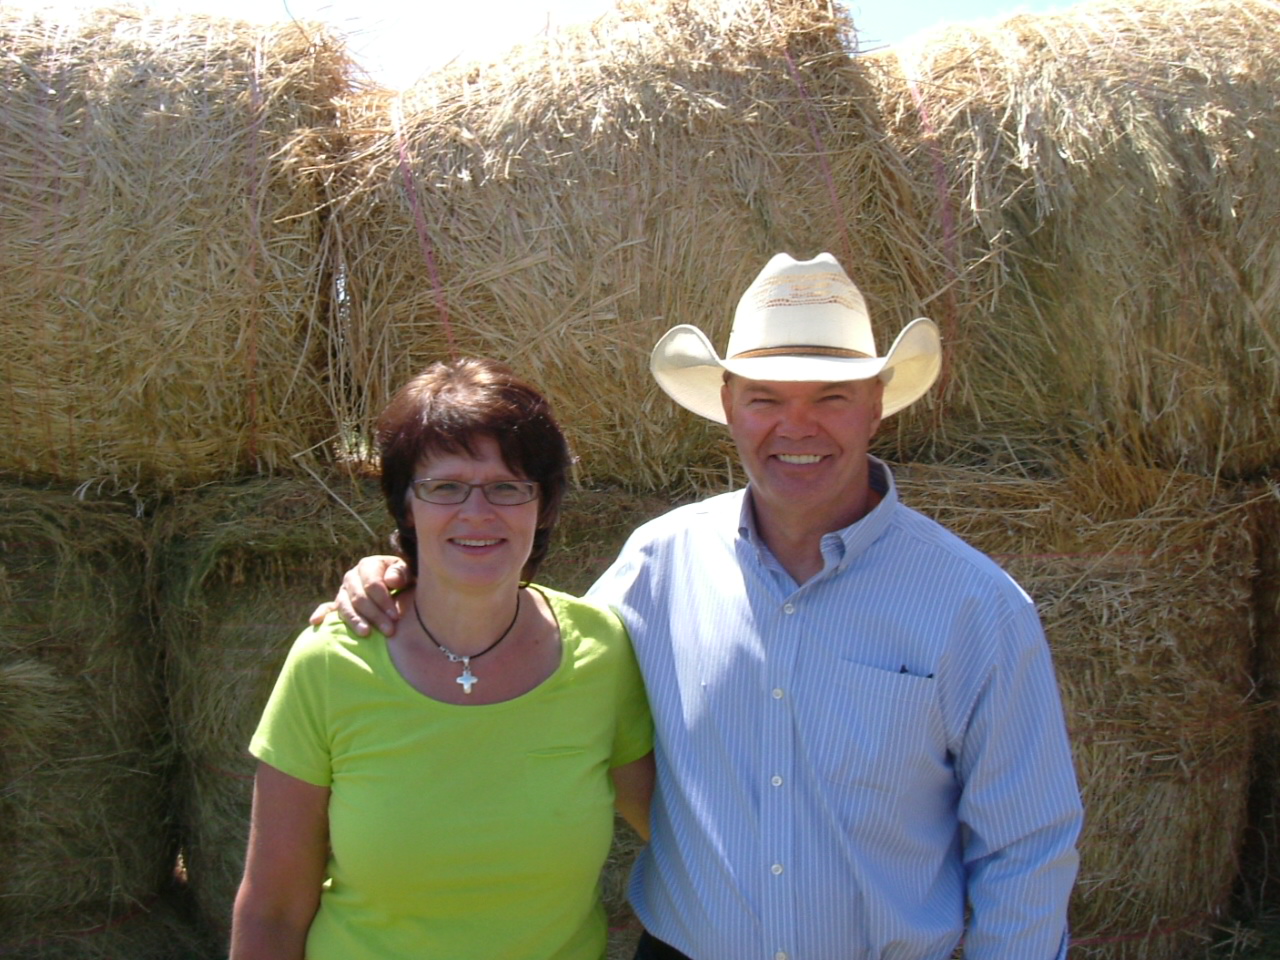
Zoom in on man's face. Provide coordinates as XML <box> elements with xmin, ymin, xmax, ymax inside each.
<box><xmin>721</xmin><ymin>375</ymin><xmax>884</xmax><ymax>533</ymax></box>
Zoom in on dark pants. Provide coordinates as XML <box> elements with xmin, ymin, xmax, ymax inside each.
<box><xmin>632</xmin><ymin>931</ymin><xmax>695</xmax><ymax>960</ymax></box>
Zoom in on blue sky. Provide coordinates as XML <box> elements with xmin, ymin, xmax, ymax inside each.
<box><xmin>19</xmin><ymin>0</ymin><xmax>1072</xmax><ymax>89</ymax></box>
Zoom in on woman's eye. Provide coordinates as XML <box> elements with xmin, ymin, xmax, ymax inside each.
<box><xmin>431</xmin><ymin>481</ymin><xmax>467</xmax><ymax>496</ymax></box>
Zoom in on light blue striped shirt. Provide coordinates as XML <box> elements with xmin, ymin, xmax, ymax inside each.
<box><xmin>588</xmin><ymin>458</ymin><xmax>1081</xmax><ymax>960</ymax></box>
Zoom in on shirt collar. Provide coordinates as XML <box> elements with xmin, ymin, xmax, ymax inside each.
<box><xmin>736</xmin><ymin>456</ymin><xmax>899</xmax><ymax>574</ymax></box>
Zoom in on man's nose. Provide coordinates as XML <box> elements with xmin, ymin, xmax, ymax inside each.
<box><xmin>776</xmin><ymin>403</ymin><xmax>818</xmax><ymax>436</ymax></box>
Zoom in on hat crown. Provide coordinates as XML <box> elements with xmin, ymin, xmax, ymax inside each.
<box><xmin>648</xmin><ymin>250</ymin><xmax>942</xmax><ymax>425</ymax></box>
<box><xmin>726</xmin><ymin>253</ymin><xmax>877</xmax><ymax>359</ymax></box>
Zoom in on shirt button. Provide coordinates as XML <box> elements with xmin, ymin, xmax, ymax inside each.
<box><xmin>771</xmin><ymin>688</ymin><xmax>784</xmax><ymax>699</ymax></box>
<box><xmin>771</xmin><ymin>863</ymin><xmax>784</xmax><ymax>875</ymax></box>
<box><xmin>783</xmin><ymin>603</ymin><xmax>795</xmax><ymax>614</ymax></box>
<box><xmin>771</xmin><ymin>775</ymin><xmax>783</xmax><ymax>786</ymax></box>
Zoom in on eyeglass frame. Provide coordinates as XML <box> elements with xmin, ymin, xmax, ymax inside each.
<box><xmin>409</xmin><ymin>478</ymin><xmax>540</xmax><ymax>506</ymax></box>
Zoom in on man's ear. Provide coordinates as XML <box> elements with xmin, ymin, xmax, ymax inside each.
<box><xmin>869</xmin><ymin>377</ymin><xmax>886</xmax><ymax>436</ymax></box>
<box><xmin>720</xmin><ymin>376</ymin><xmax>735</xmax><ymax>426</ymax></box>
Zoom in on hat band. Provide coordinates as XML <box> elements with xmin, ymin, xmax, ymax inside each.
<box><xmin>731</xmin><ymin>345</ymin><xmax>872</xmax><ymax>360</ymax></box>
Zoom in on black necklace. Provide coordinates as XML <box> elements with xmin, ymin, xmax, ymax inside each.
<box><xmin>412</xmin><ymin>592</ymin><xmax>521</xmax><ymax>695</ymax></box>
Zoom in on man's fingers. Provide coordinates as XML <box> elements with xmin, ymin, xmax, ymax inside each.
<box><xmin>384</xmin><ymin>560</ymin><xmax>412</xmax><ymax>592</ymax></box>
<box><xmin>333</xmin><ymin>555</ymin><xmax>408</xmax><ymax>637</ymax></box>
<box><xmin>308</xmin><ymin>601</ymin><xmax>337</xmax><ymax>626</ymax></box>
<box><xmin>335</xmin><ymin>567</ymin><xmax>374</xmax><ymax>637</ymax></box>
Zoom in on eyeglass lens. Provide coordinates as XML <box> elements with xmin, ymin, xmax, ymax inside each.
<box><xmin>413</xmin><ymin>479</ymin><xmax>537</xmax><ymax>505</ymax></box>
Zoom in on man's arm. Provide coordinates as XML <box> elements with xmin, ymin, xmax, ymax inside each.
<box><xmin>308</xmin><ymin>555</ymin><xmax>411</xmax><ymax>636</ymax></box>
<box><xmin>230</xmin><ymin>763</ymin><xmax>330</xmax><ymax>960</ymax></box>
<box><xmin>958</xmin><ymin>600</ymin><xmax>1083</xmax><ymax>960</ymax></box>
<box><xmin>610</xmin><ymin>752</ymin><xmax>655</xmax><ymax>842</ymax></box>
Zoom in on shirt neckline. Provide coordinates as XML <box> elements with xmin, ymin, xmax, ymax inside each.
<box><xmin>370</xmin><ymin>583</ymin><xmax>570</xmax><ymax>711</ymax></box>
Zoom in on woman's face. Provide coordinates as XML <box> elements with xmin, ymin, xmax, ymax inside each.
<box><xmin>407</xmin><ymin>434</ymin><xmax>539</xmax><ymax>594</ymax></box>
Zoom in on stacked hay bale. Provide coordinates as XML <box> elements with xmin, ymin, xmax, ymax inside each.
<box><xmin>0</xmin><ymin>7</ymin><xmax>353</xmax><ymax>491</ymax></box>
<box><xmin>1242</xmin><ymin>485</ymin><xmax>1280</xmax><ymax>915</ymax></box>
<box><xmin>0</xmin><ymin>484</ymin><xmax>202</xmax><ymax>959</ymax></box>
<box><xmin>895</xmin><ymin>456</ymin><xmax>1257</xmax><ymax>959</ymax></box>
<box><xmin>864</xmin><ymin>0</ymin><xmax>1280</xmax><ymax>477</ymax></box>
<box><xmin>329</xmin><ymin>0</ymin><xmax>943</xmax><ymax>491</ymax></box>
<box><xmin>152</xmin><ymin>476</ymin><xmax>387</xmax><ymax>952</ymax></box>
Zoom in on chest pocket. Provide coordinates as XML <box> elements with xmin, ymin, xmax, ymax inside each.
<box><xmin>802</xmin><ymin>659</ymin><xmax>944</xmax><ymax>794</ymax></box>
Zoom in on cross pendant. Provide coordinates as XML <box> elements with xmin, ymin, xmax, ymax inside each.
<box><xmin>456</xmin><ymin>662</ymin><xmax>477</xmax><ymax>694</ymax></box>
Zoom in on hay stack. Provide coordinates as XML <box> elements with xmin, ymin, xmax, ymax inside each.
<box><xmin>0</xmin><ymin>484</ymin><xmax>178</xmax><ymax>958</ymax></box>
<box><xmin>331</xmin><ymin>0</ymin><xmax>941</xmax><ymax>491</ymax></box>
<box><xmin>867</xmin><ymin>0</ymin><xmax>1280</xmax><ymax>477</ymax></box>
<box><xmin>153</xmin><ymin>476</ymin><xmax>387</xmax><ymax>951</ymax></box>
<box><xmin>1242</xmin><ymin>484</ymin><xmax>1280</xmax><ymax>913</ymax></box>
<box><xmin>896</xmin><ymin>456</ymin><xmax>1256</xmax><ymax>959</ymax></box>
<box><xmin>0</xmin><ymin>7</ymin><xmax>354</xmax><ymax>491</ymax></box>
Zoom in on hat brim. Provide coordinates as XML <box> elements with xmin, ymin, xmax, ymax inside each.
<box><xmin>650</xmin><ymin>318</ymin><xmax>942</xmax><ymax>424</ymax></box>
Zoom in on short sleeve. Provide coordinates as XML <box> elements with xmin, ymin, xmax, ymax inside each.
<box><xmin>248</xmin><ymin>621</ymin><xmax>335</xmax><ymax>787</ymax></box>
<box><xmin>607</xmin><ymin>617</ymin><xmax>653</xmax><ymax>768</ymax></box>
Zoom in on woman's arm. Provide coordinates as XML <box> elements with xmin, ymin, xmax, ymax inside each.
<box><xmin>230</xmin><ymin>762</ymin><xmax>331</xmax><ymax>960</ymax></box>
<box><xmin>610</xmin><ymin>751</ymin><xmax>655</xmax><ymax>842</ymax></box>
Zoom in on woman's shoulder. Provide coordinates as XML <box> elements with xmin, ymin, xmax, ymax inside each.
<box><xmin>529</xmin><ymin>583</ymin><xmax>630</xmax><ymax>651</ymax></box>
<box><xmin>281</xmin><ymin>612</ymin><xmax>386</xmax><ymax>676</ymax></box>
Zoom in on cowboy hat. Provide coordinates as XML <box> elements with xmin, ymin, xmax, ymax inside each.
<box><xmin>650</xmin><ymin>252</ymin><xmax>942</xmax><ymax>424</ymax></box>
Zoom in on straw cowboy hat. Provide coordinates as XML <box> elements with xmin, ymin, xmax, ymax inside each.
<box><xmin>650</xmin><ymin>252</ymin><xmax>943</xmax><ymax>424</ymax></box>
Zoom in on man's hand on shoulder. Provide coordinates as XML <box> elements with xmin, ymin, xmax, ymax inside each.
<box><xmin>307</xmin><ymin>555</ymin><xmax>411</xmax><ymax>637</ymax></box>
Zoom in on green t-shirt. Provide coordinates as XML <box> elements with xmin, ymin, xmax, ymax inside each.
<box><xmin>249</xmin><ymin>585</ymin><xmax>653</xmax><ymax>960</ymax></box>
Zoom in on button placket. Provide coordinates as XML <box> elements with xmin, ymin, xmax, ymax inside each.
<box><xmin>761</xmin><ymin>589</ymin><xmax>800</xmax><ymax>960</ymax></box>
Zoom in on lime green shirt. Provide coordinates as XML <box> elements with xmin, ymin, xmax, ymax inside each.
<box><xmin>249</xmin><ymin>586</ymin><xmax>653</xmax><ymax>960</ymax></box>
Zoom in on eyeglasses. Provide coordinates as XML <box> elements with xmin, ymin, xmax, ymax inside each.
<box><xmin>410</xmin><ymin>478</ymin><xmax>539</xmax><ymax>506</ymax></box>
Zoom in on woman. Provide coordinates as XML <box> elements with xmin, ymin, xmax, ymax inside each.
<box><xmin>230</xmin><ymin>358</ymin><xmax>654</xmax><ymax>960</ymax></box>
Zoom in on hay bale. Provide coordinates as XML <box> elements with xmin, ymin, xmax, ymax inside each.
<box><xmin>330</xmin><ymin>0</ymin><xmax>941</xmax><ymax>491</ymax></box>
<box><xmin>867</xmin><ymin>0</ymin><xmax>1280</xmax><ymax>477</ymax></box>
<box><xmin>543</xmin><ymin>484</ymin><xmax>681</xmax><ymax>596</ymax></box>
<box><xmin>0</xmin><ymin>7</ymin><xmax>355</xmax><ymax>491</ymax></box>
<box><xmin>896</xmin><ymin>455</ymin><xmax>1256</xmax><ymax>960</ymax></box>
<box><xmin>1242</xmin><ymin>484</ymin><xmax>1280</xmax><ymax>914</ymax></box>
<box><xmin>0</xmin><ymin>895</ymin><xmax>210</xmax><ymax>960</ymax></box>
<box><xmin>0</xmin><ymin>484</ymin><xmax>175</xmax><ymax>956</ymax></box>
<box><xmin>153</xmin><ymin>475</ymin><xmax>387</xmax><ymax>951</ymax></box>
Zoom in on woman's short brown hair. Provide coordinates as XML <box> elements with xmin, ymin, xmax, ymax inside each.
<box><xmin>376</xmin><ymin>358</ymin><xmax>571</xmax><ymax>582</ymax></box>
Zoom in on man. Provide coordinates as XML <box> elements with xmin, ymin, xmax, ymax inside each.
<box><xmin>328</xmin><ymin>253</ymin><xmax>1083</xmax><ymax>960</ymax></box>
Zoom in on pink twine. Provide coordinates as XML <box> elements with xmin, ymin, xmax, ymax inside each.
<box><xmin>782</xmin><ymin>46</ymin><xmax>852</xmax><ymax>267</ymax></box>
<box><xmin>392</xmin><ymin>101</ymin><xmax>455</xmax><ymax>357</ymax></box>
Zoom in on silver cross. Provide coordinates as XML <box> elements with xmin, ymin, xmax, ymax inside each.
<box><xmin>456</xmin><ymin>662</ymin><xmax>477</xmax><ymax>694</ymax></box>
